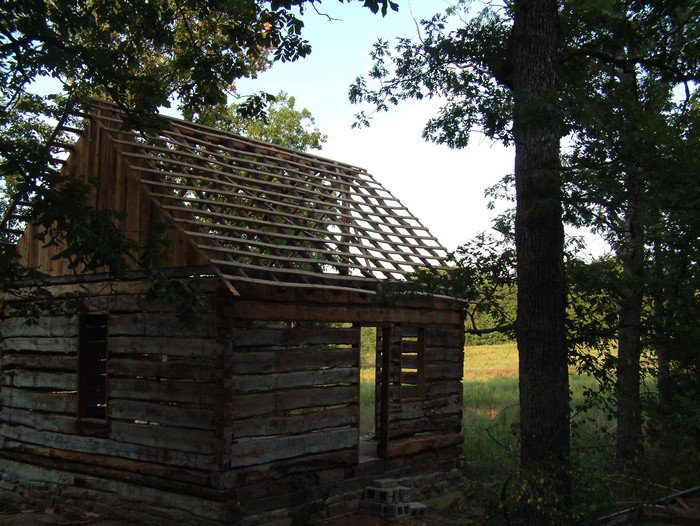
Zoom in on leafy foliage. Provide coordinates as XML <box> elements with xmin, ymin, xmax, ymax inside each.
<box><xmin>189</xmin><ymin>91</ymin><xmax>327</xmax><ymax>151</ymax></box>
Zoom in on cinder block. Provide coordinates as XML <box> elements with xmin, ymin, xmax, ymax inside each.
<box><xmin>372</xmin><ymin>478</ymin><xmax>397</xmax><ymax>489</ymax></box>
<box><xmin>358</xmin><ymin>501</ymin><xmax>384</xmax><ymax>516</ymax></box>
<box><xmin>410</xmin><ymin>502</ymin><xmax>427</xmax><ymax>516</ymax></box>
<box><xmin>365</xmin><ymin>487</ymin><xmax>394</xmax><ymax>503</ymax></box>
<box><xmin>394</xmin><ymin>486</ymin><xmax>412</xmax><ymax>503</ymax></box>
<box><xmin>383</xmin><ymin>503</ymin><xmax>410</xmax><ymax>518</ymax></box>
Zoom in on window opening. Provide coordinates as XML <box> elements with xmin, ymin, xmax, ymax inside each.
<box><xmin>79</xmin><ymin>314</ymin><xmax>108</xmax><ymax>420</ymax></box>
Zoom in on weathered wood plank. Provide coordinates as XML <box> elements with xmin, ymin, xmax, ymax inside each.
<box><xmin>0</xmin><ymin>407</ymin><xmax>77</xmax><ymax>434</ymax></box>
<box><xmin>228</xmin><ymin>368</ymin><xmax>356</xmax><ymax>394</ymax></box>
<box><xmin>1</xmin><ymin>371</ymin><xmax>77</xmax><ymax>390</ymax></box>
<box><xmin>234</xmin><ymin>449</ymin><xmax>357</xmax><ymax>484</ymax></box>
<box><xmin>1</xmin><ymin>354</ymin><xmax>77</xmax><ymax>371</ymax></box>
<box><xmin>109</xmin><ymin>399</ymin><xmax>216</xmax><ymax>430</ymax></box>
<box><xmin>386</xmin><ymin>432</ymin><xmax>463</xmax><ymax>458</ymax></box>
<box><xmin>1</xmin><ymin>337</ymin><xmax>77</xmax><ymax>353</ymax></box>
<box><xmin>109</xmin><ymin>336</ymin><xmax>218</xmax><ymax>358</ymax></box>
<box><xmin>228</xmin><ymin>301</ymin><xmax>463</xmax><ymax>325</ymax></box>
<box><xmin>230</xmin><ymin>348</ymin><xmax>357</xmax><ymax>374</ymax></box>
<box><xmin>108</xmin><ymin>312</ymin><xmax>216</xmax><ymax>337</ymax></box>
<box><xmin>1</xmin><ymin>442</ymin><xmax>210</xmax><ymax>487</ymax></box>
<box><xmin>231</xmin><ymin>327</ymin><xmax>359</xmax><ymax>347</ymax></box>
<box><xmin>389</xmin><ymin>414</ymin><xmax>461</xmax><ymax>439</ymax></box>
<box><xmin>0</xmin><ymin>387</ymin><xmax>77</xmax><ymax>413</ymax></box>
<box><xmin>235</xmin><ymin>406</ymin><xmax>357</xmax><ymax>439</ymax></box>
<box><xmin>233</xmin><ymin>386</ymin><xmax>357</xmax><ymax>419</ymax></box>
<box><xmin>109</xmin><ymin>378</ymin><xmax>216</xmax><ymax>406</ymax></box>
<box><xmin>426</xmin><ymin>380</ymin><xmax>462</xmax><ymax>398</ymax></box>
<box><xmin>0</xmin><ymin>316</ymin><xmax>77</xmax><ymax>338</ymax></box>
<box><xmin>427</xmin><ymin>329</ymin><xmax>464</xmax><ymax>348</ymax></box>
<box><xmin>390</xmin><ymin>395</ymin><xmax>461</xmax><ymax>421</ymax></box>
<box><xmin>425</xmin><ymin>347</ymin><xmax>463</xmax><ymax>363</ymax></box>
<box><xmin>107</xmin><ymin>358</ymin><xmax>216</xmax><ymax>382</ymax></box>
<box><xmin>0</xmin><ymin>424</ymin><xmax>215</xmax><ymax>470</ymax></box>
<box><xmin>426</xmin><ymin>364</ymin><xmax>463</xmax><ymax>381</ymax></box>
<box><xmin>110</xmin><ymin>421</ymin><xmax>215</xmax><ymax>454</ymax></box>
<box><xmin>231</xmin><ymin>427</ymin><xmax>356</xmax><ymax>467</ymax></box>
<box><xmin>0</xmin><ymin>453</ymin><xmax>224</xmax><ymax>518</ymax></box>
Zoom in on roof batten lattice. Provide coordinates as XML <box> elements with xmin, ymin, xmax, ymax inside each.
<box><xmin>91</xmin><ymin>102</ymin><xmax>449</xmax><ymax>294</ymax></box>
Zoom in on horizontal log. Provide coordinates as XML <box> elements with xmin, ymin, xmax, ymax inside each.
<box><xmin>0</xmin><ymin>407</ymin><xmax>77</xmax><ymax>434</ymax></box>
<box><xmin>2</xmin><ymin>275</ymin><xmax>219</xmax><ymax>301</ymax></box>
<box><xmin>230</xmin><ymin>348</ymin><xmax>357</xmax><ymax>374</ymax></box>
<box><xmin>0</xmin><ymin>316</ymin><xmax>77</xmax><ymax>338</ymax></box>
<box><xmin>1</xmin><ymin>442</ymin><xmax>211</xmax><ymax>488</ymax></box>
<box><xmin>230</xmin><ymin>327</ymin><xmax>359</xmax><ymax>348</ymax></box>
<box><xmin>1</xmin><ymin>354</ymin><xmax>77</xmax><ymax>371</ymax></box>
<box><xmin>110</xmin><ymin>421</ymin><xmax>215</xmax><ymax>455</ymax></box>
<box><xmin>389</xmin><ymin>414</ymin><xmax>462</xmax><ymax>439</ymax></box>
<box><xmin>390</xmin><ymin>395</ymin><xmax>460</xmax><ymax>421</ymax></box>
<box><xmin>107</xmin><ymin>358</ymin><xmax>216</xmax><ymax>382</ymax></box>
<box><xmin>109</xmin><ymin>336</ymin><xmax>218</xmax><ymax>358</ymax></box>
<box><xmin>109</xmin><ymin>378</ymin><xmax>216</xmax><ymax>406</ymax></box>
<box><xmin>83</xmin><ymin>293</ymin><xmax>217</xmax><ymax>314</ymax></box>
<box><xmin>1</xmin><ymin>371</ymin><xmax>77</xmax><ymax>390</ymax></box>
<box><xmin>1</xmin><ymin>337</ymin><xmax>77</xmax><ymax>353</ymax></box>
<box><xmin>235</xmin><ymin>405</ymin><xmax>357</xmax><ymax>439</ymax></box>
<box><xmin>427</xmin><ymin>329</ymin><xmax>464</xmax><ymax>348</ymax></box>
<box><xmin>233</xmin><ymin>385</ymin><xmax>357</xmax><ymax>419</ymax></box>
<box><xmin>231</xmin><ymin>427</ymin><xmax>356</xmax><ymax>467</ymax></box>
<box><xmin>1</xmin><ymin>387</ymin><xmax>77</xmax><ymax>413</ymax></box>
<box><xmin>0</xmin><ymin>452</ymin><xmax>226</xmax><ymax>519</ymax></box>
<box><xmin>108</xmin><ymin>312</ymin><xmax>216</xmax><ymax>337</ymax></box>
<box><xmin>109</xmin><ymin>399</ymin><xmax>216</xmax><ymax>430</ymax></box>
<box><xmin>386</xmin><ymin>432</ymin><xmax>463</xmax><ymax>458</ymax></box>
<box><xmin>234</xmin><ymin>449</ymin><xmax>357</xmax><ymax>485</ymax></box>
<box><xmin>426</xmin><ymin>380</ymin><xmax>462</xmax><ymax>398</ymax></box>
<box><xmin>0</xmin><ymin>424</ymin><xmax>215</xmax><ymax>470</ymax></box>
<box><xmin>227</xmin><ymin>281</ymin><xmax>460</xmax><ymax>310</ymax></box>
<box><xmin>425</xmin><ymin>347</ymin><xmax>463</xmax><ymax>363</ymax></box>
<box><xmin>227</xmin><ymin>301</ymin><xmax>463</xmax><ymax>325</ymax></box>
<box><xmin>426</xmin><ymin>364</ymin><xmax>463</xmax><ymax>381</ymax></box>
<box><xmin>228</xmin><ymin>368</ymin><xmax>356</xmax><ymax>394</ymax></box>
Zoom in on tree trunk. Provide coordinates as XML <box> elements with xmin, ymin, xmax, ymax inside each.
<box><xmin>511</xmin><ymin>0</ymin><xmax>571</xmax><ymax>522</ymax></box>
<box><xmin>615</xmin><ymin>177</ymin><xmax>645</xmax><ymax>458</ymax></box>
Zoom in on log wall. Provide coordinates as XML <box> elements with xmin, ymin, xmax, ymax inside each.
<box><xmin>0</xmin><ymin>281</ymin><xmax>226</xmax><ymax>494</ymax></box>
<box><xmin>382</xmin><ymin>325</ymin><xmax>464</xmax><ymax>450</ymax></box>
<box><xmin>1</xmin><ymin>279</ymin><xmax>466</xmax><ymax>523</ymax></box>
<box><xmin>227</xmin><ymin>323</ymin><xmax>361</xmax><ymax>482</ymax></box>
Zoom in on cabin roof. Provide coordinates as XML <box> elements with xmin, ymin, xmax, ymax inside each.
<box><xmin>7</xmin><ymin>101</ymin><xmax>450</xmax><ymax>296</ymax></box>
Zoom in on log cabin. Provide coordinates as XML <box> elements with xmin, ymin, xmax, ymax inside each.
<box><xmin>0</xmin><ymin>101</ymin><xmax>466</xmax><ymax>524</ymax></box>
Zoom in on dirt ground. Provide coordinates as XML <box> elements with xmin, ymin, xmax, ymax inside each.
<box><xmin>0</xmin><ymin>496</ymin><xmax>486</xmax><ymax>526</ymax></box>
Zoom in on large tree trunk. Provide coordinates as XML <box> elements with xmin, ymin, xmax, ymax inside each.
<box><xmin>616</xmin><ymin>179</ymin><xmax>645</xmax><ymax>459</ymax></box>
<box><xmin>511</xmin><ymin>0</ymin><xmax>571</xmax><ymax>522</ymax></box>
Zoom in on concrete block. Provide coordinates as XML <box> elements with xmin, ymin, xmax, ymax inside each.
<box><xmin>372</xmin><ymin>478</ymin><xmax>397</xmax><ymax>489</ymax></box>
<box><xmin>410</xmin><ymin>502</ymin><xmax>427</xmax><ymax>517</ymax></box>
<box><xmin>365</xmin><ymin>487</ymin><xmax>394</xmax><ymax>503</ymax></box>
<box><xmin>383</xmin><ymin>503</ymin><xmax>410</xmax><ymax>518</ymax></box>
<box><xmin>394</xmin><ymin>486</ymin><xmax>411</xmax><ymax>503</ymax></box>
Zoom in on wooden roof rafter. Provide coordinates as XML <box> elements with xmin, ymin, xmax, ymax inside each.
<box><xmin>83</xmin><ymin>101</ymin><xmax>451</xmax><ymax>295</ymax></box>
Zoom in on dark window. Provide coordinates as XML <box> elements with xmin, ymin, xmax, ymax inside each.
<box><xmin>78</xmin><ymin>315</ymin><xmax>108</xmax><ymax>420</ymax></box>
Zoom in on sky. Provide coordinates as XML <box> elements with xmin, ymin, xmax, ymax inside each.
<box><xmin>163</xmin><ymin>0</ymin><xmax>516</xmax><ymax>252</ymax></box>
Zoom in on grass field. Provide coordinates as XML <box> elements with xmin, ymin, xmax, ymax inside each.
<box><xmin>359</xmin><ymin>342</ymin><xmax>601</xmax><ymax>476</ymax></box>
